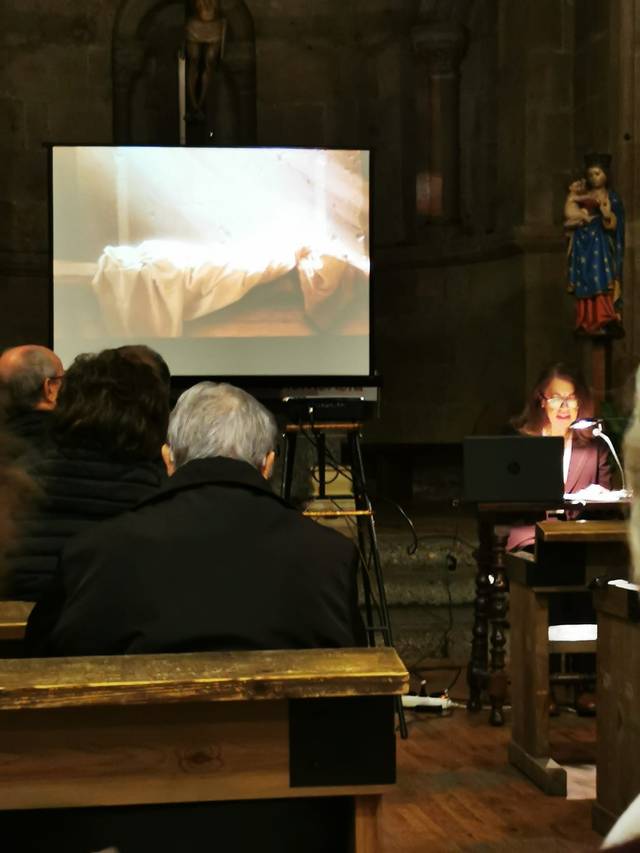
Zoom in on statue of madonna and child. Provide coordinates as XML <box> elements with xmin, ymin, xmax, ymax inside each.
<box><xmin>564</xmin><ymin>153</ymin><xmax>625</xmax><ymax>336</ymax></box>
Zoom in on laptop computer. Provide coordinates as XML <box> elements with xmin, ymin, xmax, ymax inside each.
<box><xmin>463</xmin><ymin>436</ymin><xmax>564</xmax><ymax>503</ymax></box>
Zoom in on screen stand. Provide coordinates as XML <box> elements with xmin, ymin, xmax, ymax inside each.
<box><xmin>281</xmin><ymin>421</ymin><xmax>408</xmax><ymax>739</ymax></box>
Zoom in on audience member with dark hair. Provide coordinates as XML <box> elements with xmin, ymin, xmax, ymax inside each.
<box><xmin>0</xmin><ymin>344</ymin><xmax>64</xmax><ymax>452</ymax></box>
<box><xmin>7</xmin><ymin>349</ymin><xmax>169</xmax><ymax>601</ymax></box>
<box><xmin>51</xmin><ymin>349</ymin><xmax>168</xmax><ymax>462</ymax></box>
<box><xmin>115</xmin><ymin>344</ymin><xmax>171</xmax><ymax>395</ymax></box>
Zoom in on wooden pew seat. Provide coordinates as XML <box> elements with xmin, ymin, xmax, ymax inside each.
<box><xmin>0</xmin><ymin>646</ymin><xmax>408</xmax><ymax>853</ymax></box>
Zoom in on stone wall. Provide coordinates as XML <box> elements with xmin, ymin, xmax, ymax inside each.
<box><xmin>1</xmin><ymin>0</ymin><xmax>639</xmax><ymax>444</ymax></box>
<box><xmin>0</xmin><ymin>1</ymin><xmax>115</xmax><ymax>345</ymax></box>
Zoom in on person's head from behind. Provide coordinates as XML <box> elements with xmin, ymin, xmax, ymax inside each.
<box><xmin>52</xmin><ymin>349</ymin><xmax>169</xmax><ymax>462</ymax></box>
<box><xmin>0</xmin><ymin>345</ymin><xmax>64</xmax><ymax>413</ymax></box>
<box><xmin>514</xmin><ymin>362</ymin><xmax>594</xmax><ymax>440</ymax></box>
<box><xmin>115</xmin><ymin>345</ymin><xmax>171</xmax><ymax>396</ymax></box>
<box><xmin>164</xmin><ymin>382</ymin><xmax>278</xmax><ymax>479</ymax></box>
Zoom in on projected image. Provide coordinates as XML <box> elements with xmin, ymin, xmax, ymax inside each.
<box><xmin>52</xmin><ymin>146</ymin><xmax>370</xmax><ymax>377</ymax></box>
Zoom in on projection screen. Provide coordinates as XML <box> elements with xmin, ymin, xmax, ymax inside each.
<box><xmin>51</xmin><ymin>146</ymin><xmax>371</xmax><ymax>379</ymax></box>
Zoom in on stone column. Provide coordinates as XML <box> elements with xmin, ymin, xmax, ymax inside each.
<box><xmin>412</xmin><ymin>23</ymin><xmax>466</xmax><ymax>226</ymax></box>
<box><xmin>112</xmin><ymin>42</ymin><xmax>145</xmax><ymax>143</ymax></box>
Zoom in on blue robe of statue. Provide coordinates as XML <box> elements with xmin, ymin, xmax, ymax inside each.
<box><xmin>567</xmin><ymin>190</ymin><xmax>625</xmax><ymax>309</ymax></box>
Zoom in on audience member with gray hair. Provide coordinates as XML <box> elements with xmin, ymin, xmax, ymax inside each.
<box><xmin>164</xmin><ymin>381</ymin><xmax>277</xmax><ymax>472</ymax></box>
<box><xmin>28</xmin><ymin>381</ymin><xmax>363</xmax><ymax>656</ymax></box>
<box><xmin>0</xmin><ymin>345</ymin><xmax>64</xmax><ymax>452</ymax></box>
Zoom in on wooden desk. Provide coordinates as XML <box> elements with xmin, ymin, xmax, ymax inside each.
<box><xmin>468</xmin><ymin>506</ymin><xmax>627</xmax><ymax>726</ymax></box>
<box><xmin>468</xmin><ymin>502</ymin><xmax>553</xmax><ymax>725</ymax></box>
<box><xmin>505</xmin><ymin>524</ymin><xmax>629</xmax><ymax>796</ymax></box>
<box><xmin>592</xmin><ymin>583</ymin><xmax>640</xmax><ymax>835</ymax></box>
<box><xmin>0</xmin><ymin>647</ymin><xmax>408</xmax><ymax>852</ymax></box>
<box><xmin>537</xmin><ymin>519</ymin><xmax>628</xmax><ymax>543</ymax></box>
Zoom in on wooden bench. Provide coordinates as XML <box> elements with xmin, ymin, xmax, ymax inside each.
<box><xmin>0</xmin><ymin>601</ymin><xmax>33</xmax><ymax>642</ymax></box>
<box><xmin>592</xmin><ymin>582</ymin><xmax>640</xmax><ymax>836</ymax></box>
<box><xmin>0</xmin><ymin>646</ymin><xmax>408</xmax><ymax>852</ymax></box>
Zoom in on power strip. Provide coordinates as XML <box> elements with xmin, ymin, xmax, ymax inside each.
<box><xmin>401</xmin><ymin>693</ymin><xmax>453</xmax><ymax>713</ymax></box>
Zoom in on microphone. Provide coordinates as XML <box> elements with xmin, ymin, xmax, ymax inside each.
<box><xmin>569</xmin><ymin>417</ymin><xmax>627</xmax><ymax>492</ymax></box>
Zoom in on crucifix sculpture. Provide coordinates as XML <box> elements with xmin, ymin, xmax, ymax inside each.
<box><xmin>185</xmin><ymin>0</ymin><xmax>226</xmax><ymax>122</ymax></box>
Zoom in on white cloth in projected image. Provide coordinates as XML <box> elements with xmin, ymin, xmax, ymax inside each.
<box><xmin>91</xmin><ymin>240</ymin><xmax>369</xmax><ymax>337</ymax></box>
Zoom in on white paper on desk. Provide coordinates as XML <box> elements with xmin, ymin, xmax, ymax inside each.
<box><xmin>564</xmin><ymin>484</ymin><xmax>631</xmax><ymax>503</ymax></box>
<box><xmin>609</xmin><ymin>578</ymin><xmax>638</xmax><ymax>591</ymax></box>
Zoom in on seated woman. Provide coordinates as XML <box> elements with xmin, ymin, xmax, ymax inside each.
<box><xmin>5</xmin><ymin>349</ymin><xmax>168</xmax><ymax>601</ymax></box>
<box><xmin>507</xmin><ymin>362</ymin><xmax>611</xmax><ymax>552</ymax></box>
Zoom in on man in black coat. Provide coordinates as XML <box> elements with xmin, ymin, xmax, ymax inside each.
<box><xmin>35</xmin><ymin>381</ymin><xmax>362</xmax><ymax>655</ymax></box>
<box><xmin>0</xmin><ymin>344</ymin><xmax>64</xmax><ymax>450</ymax></box>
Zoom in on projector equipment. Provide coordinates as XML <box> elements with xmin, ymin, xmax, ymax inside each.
<box><xmin>282</xmin><ymin>395</ymin><xmax>367</xmax><ymax>422</ymax></box>
<box><xmin>280</xmin><ymin>385</ymin><xmax>379</xmax><ymax>423</ymax></box>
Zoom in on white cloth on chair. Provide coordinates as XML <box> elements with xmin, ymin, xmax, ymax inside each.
<box><xmin>547</xmin><ymin>623</ymin><xmax>598</xmax><ymax>643</ymax></box>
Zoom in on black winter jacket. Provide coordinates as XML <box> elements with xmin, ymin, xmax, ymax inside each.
<box><xmin>27</xmin><ymin>456</ymin><xmax>363</xmax><ymax>655</ymax></box>
<box><xmin>6</xmin><ymin>444</ymin><xmax>164</xmax><ymax>600</ymax></box>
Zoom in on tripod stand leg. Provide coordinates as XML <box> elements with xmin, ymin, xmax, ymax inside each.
<box><xmin>348</xmin><ymin>431</ymin><xmax>408</xmax><ymax>739</ymax></box>
<box><xmin>356</xmin><ymin>522</ymin><xmax>376</xmax><ymax>647</ymax></box>
<box><xmin>281</xmin><ymin>432</ymin><xmax>297</xmax><ymax>501</ymax></box>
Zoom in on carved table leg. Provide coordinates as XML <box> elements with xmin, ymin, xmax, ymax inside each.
<box><xmin>467</xmin><ymin>515</ymin><xmax>493</xmax><ymax>712</ymax></box>
<box><xmin>488</xmin><ymin>527</ymin><xmax>510</xmax><ymax>726</ymax></box>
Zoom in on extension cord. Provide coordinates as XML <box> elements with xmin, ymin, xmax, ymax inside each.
<box><xmin>401</xmin><ymin>694</ymin><xmax>453</xmax><ymax>712</ymax></box>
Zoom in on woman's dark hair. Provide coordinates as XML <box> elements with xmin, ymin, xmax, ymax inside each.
<box><xmin>52</xmin><ymin>350</ymin><xmax>169</xmax><ymax>461</ymax></box>
<box><xmin>115</xmin><ymin>345</ymin><xmax>171</xmax><ymax>393</ymax></box>
<box><xmin>511</xmin><ymin>362</ymin><xmax>595</xmax><ymax>444</ymax></box>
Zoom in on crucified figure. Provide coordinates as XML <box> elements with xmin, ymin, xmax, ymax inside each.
<box><xmin>185</xmin><ymin>0</ymin><xmax>226</xmax><ymax>119</ymax></box>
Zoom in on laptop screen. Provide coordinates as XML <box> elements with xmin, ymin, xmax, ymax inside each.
<box><xmin>463</xmin><ymin>436</ymin><xmax>564</xmax><ymax>503</ymax></box>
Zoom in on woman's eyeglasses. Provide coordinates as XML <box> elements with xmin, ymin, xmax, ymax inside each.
<box><xmin>544</xmin><ymin>395</ymin><xmax>578</xmax><ymax>409</ymax></box>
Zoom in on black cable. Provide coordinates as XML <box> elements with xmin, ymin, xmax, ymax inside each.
<box><xmin>446</xmin><ymin>667</ymin><xmax>462</xmax><ymax>692</ymax></box>
<box><xmin>408</xmin><ymin>663</ymin><xmax>462</xmax><ymax>692</ymax></box>
<box><xmin>299</xmin><ymin>424</ymin><xmax>354</xmax><ymax>481</ymax></box>
<box><xmin>442</xmin><ymin>572</ymin><xmax>454</xmax><ymax>658</ymax></box>
<box><xmin>372</xmin><ymin>495</ymin><xmax>419</xmax><ymax>555</ymax></box>
<box><xmin>415</xmin><ymin>531</ymin><xmax>475</xmax><ymax>550</ymax></box>
<box><xmin>311</xmin><ymin>467</ymin><xmax>341</xmax><ymax>486</ymax></box>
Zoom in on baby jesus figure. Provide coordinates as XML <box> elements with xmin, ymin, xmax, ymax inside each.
<box><xmin>563</xmin><ymin>178</ymin><xmax>601</xmax><ymax>228</ymax></box>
